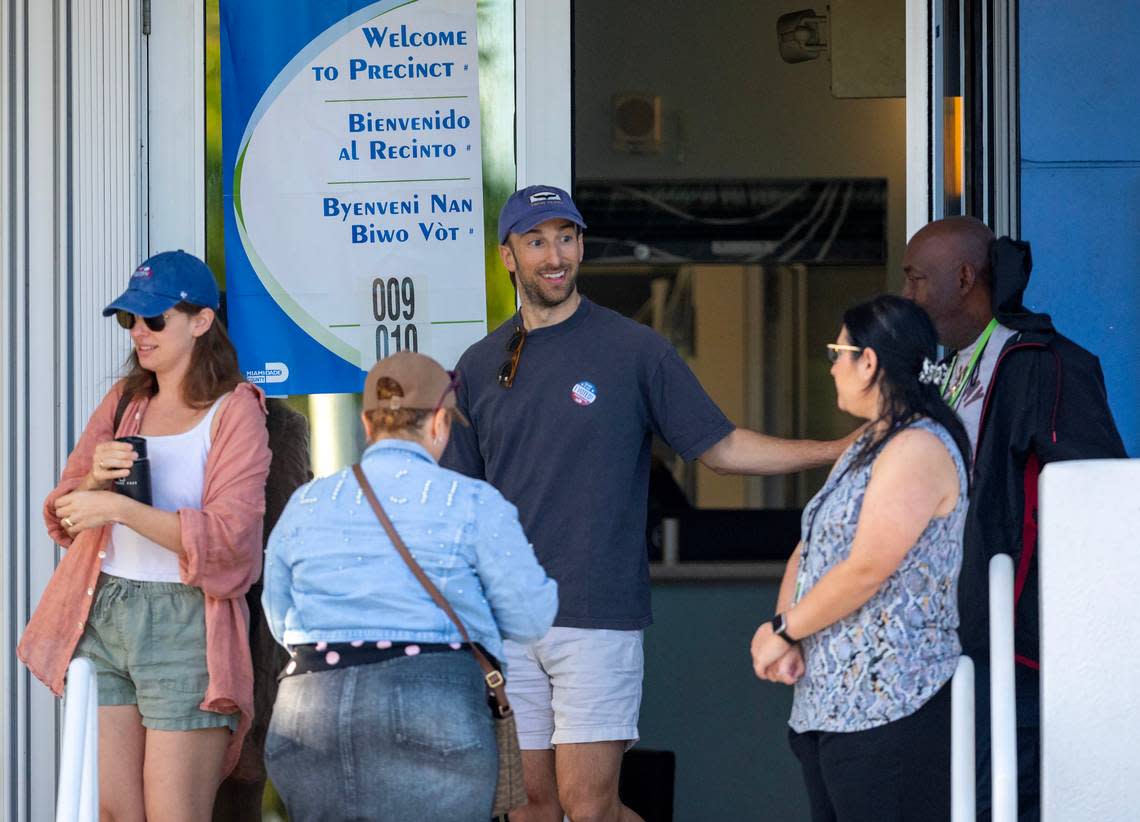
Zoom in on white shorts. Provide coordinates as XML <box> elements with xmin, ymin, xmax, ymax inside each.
<box><xmin>503</xmin><ymin>627</ymin><xmax>644</xmax><ymax>750</ymax></box>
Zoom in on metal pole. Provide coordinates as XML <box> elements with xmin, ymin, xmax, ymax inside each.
<box><xmin>951</xmin><ymin>655</ymin><xmax>976</xmax><ymax>821</ymax></box>
<box><xmin>989</xmin><ymin>554</ymin><xmax>1018</xmax><ymax>822</ymax></box>
<box><xmin>56</xmin><ymin>657</ymin><xmax>96</xmax><ymax>821</ymax></box>
<box><xmin>56</xmin><ymin>652</ymin><xmax>99</xmax><ymax>820</ymax></box>
<box><xmin>80</xmin><ymin>675</ymin><xmax>99</xmax><ymax>821</ymax></box>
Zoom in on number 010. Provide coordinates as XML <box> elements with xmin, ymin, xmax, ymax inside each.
<box><xmin>376</xmin><ymin>324</ymin><xmax>419</xmax><ymax>358</ymax></box>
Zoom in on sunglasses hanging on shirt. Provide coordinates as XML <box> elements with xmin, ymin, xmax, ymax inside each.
<box><xmin>497</xmin><ymin>325</ymin><xmax>527</xmax><ymax>388</ymax></box>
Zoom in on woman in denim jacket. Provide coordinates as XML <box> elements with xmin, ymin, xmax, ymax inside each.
<box><xmin>263</xmin><ymin>351</ymin><xmax>558</xmax><ymax>821</ymax></box>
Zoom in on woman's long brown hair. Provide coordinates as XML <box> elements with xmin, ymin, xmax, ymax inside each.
<box><xmin>120</xmin><ymin>302</ymin><xmax>244</xmax><ymax>408</ymax></box>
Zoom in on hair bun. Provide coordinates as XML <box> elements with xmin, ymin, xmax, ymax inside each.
<box><xmin>374</xmin><ymin>377</ymin><xmax>405</xmax><ymax>401</ymax></box>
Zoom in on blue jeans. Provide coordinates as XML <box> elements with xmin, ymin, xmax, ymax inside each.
<box><xmin>265</xmin><ymin>652</ymin><xmax>497</xmax><ymax>821</ymax></box>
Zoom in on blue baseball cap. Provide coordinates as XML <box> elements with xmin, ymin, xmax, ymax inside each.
<box><xmin>102</xmin><ymin>250</ymin><xmax>220</xmax><ymax>318</ymax></box>
<box><xmin>497</xmin><ymin>185</ymin><xmax>587</xmax><ymax>244</ymax></box>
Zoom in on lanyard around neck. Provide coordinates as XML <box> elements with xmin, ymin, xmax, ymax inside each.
<box><xmin>941</xmin><ymin>317</ymin><xmax>999</xmax><ymax>410</ymax></box>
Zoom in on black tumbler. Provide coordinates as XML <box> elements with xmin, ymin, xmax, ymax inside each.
<box><xmin>113</xmin><ymin>436</ymin><xmax>152</xmax><ymax>506</ymax></box>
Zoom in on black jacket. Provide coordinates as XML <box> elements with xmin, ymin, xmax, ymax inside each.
<box><xmin>958</xmin><ymin>239</ymin><xmax>1126</xmax><ymax>681</ymax></box>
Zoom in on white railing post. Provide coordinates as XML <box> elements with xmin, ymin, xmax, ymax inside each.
<box><xmin>81</xmin><ymin>670</ymin><xmax>98</xmax><ymax>817</ymax></box>
<box><xmin>989</xmin><ymin>554</ymin><xmax>1017</xmax><ymax>822</ymax></box>
<box><xmin>57</xmin><ymin>656</ymin><xmax>99</xmax><ymax>822</ymax></box>
<box><xmin>951</xmin><ymin>655</ymin><xmax>976</xmax><ymax>821</ymax></box>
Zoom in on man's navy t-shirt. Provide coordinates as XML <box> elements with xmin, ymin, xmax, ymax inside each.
<box><xmin>442</xmin><ymin>297</ymin><xmax>734</xmax><ymax>629</ymax></box>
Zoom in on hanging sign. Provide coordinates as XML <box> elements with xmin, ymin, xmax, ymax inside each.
<box><xmin>221</xmin><ymin>0</ymin><xmax>487</xmax><ymax>394</ymax></box>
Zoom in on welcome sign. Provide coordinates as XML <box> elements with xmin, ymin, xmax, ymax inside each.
<box><xmin>221</xmin><ymin>0</ymin><xmax>487</xmax><ymax>395</ymax></box>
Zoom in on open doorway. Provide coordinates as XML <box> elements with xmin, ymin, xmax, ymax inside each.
<box><xmin>573</xmin><ymin>0</ymin><xmax>910</xmax><ymax>558</ymax></box>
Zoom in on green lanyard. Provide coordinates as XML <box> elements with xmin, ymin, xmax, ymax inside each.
<box><xmin>941</xmin><ymin>318</ymin><xmax>999</xmax><ymax>410</ymax></box>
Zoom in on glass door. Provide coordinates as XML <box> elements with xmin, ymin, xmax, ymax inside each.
<box><xmin>933</xmin><ymin>0</ymin><xmax>966</xmax><ymax>218</ymax></box>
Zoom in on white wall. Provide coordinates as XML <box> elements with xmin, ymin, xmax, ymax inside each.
<box><xmin>1039</xmin><ymin>459</ymin><xmax>1140</xmax><ymax>821</ymax></box>
<box><xmin>145</xmin><ymin>0</ymin><xmax>205</xmax><ymax>256</ymax></box>
<box><xmin>573</xmin><ymin>0</ymin><xmax>908</xmax><ymax>283</ymax></box>
<box><xmin>517</xmin><ymin>0</ymin><xmax>572</xmax><ymax>189</ymax></box>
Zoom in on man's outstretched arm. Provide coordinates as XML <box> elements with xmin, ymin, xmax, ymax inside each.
<box><xmin>698</xmin><ymin>426</ymin><xmax>859</xmax><ymax>476</ymax></box>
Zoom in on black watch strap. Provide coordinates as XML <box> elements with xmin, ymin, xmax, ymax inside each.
<box><xmin>771</xmin><ymin>613</ymin><xmax>798</xmax><ymax>644</ymax></box>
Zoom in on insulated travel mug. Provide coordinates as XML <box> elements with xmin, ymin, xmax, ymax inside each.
<box><xmin>112</xmin><ymin>436</ymin><xmax>152</xmax><ymax>506</ymax></box>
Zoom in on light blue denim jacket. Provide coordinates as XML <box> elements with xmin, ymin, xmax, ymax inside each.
<box><xmin>262</xmin><ymin>439</ymin><xmax>558</xmax><ymax>662</ymax></box>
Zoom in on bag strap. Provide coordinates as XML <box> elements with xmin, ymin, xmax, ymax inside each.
<box><xmin>351</xmin><ymin>464</ymin><xmax>512</xmax><ymax>717</ymax></box>
<box><xmin>112</xmin><ymin>390</ymin><xmax>133</xmax><ymax>435</ymax></box>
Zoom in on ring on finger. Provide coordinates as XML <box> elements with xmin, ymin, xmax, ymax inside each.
<box><xmin>99</xmin><ymin>460</ymin><xmax>106</xmax><ymax>470</ymax></box>
<box><xmin>61</xmin><ymin>516</ymin><xmax>74</xmax><ymax>528</ymax></box>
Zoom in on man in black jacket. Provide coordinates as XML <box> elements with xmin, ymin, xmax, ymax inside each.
<box><xmin>903</xmin><ymin>216</ymin><xmax>1126</xmax><ymax>821</ymax></box>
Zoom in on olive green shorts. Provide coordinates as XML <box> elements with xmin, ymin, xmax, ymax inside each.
<box><xmin>73</xmin><ymin>573</ymin><xmax>238</xmax><ymax>732</ymax></box>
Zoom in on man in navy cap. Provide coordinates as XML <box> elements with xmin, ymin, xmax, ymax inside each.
<box><xmin>444</xmin><ymin>185</ymin><xmax>851</xmax><ymax>822</ymax></box>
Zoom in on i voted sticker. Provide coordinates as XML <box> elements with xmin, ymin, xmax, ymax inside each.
<box><xmin>571</xmin><ymin>380</ymin><xmax>597</xmax><ymax>406</ymax></box>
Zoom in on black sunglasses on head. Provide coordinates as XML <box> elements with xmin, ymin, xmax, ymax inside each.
<box><xmin>115</xmin><ymin>310</ymin><xmax>168</xmax><ymax>332</ymax></box>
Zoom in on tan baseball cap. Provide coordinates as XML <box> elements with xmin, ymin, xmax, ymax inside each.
<box><xmin>361</xmin><ymin>351</ymin><xmax>468</xmax><ymax>424</ymax></box>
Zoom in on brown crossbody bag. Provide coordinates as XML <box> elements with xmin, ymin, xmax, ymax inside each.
<box><xmin>351</xmin><ymin>464</ymin><xmax>527</xmax><ymax>818</ymax></box>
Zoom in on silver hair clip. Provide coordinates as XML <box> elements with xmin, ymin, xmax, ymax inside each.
<box><xmin>918</xmin><ymin>357</ymin><xmax>949</xmax><ymax>386</ymax></box>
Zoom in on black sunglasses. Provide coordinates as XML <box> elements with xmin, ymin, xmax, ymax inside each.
<box><xmin>116</xmin><ymin>309</ymin><xmax>168</xmax><ymax>332</ymax></box>
<box><xmin>497</xmin><ymin>325</ymin><xmax>527</xmax><ymax>389</ymax></box>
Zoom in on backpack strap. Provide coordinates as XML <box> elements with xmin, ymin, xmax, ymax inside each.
<box><xmin>112</xmin><ymin>390</ymin><xmax>133</xmax><ymax>436</ymax></box>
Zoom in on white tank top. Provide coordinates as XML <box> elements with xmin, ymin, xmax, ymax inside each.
<box><xmin>103</xmin><ymin>394</ymin><xmax>229</xmax><ymax>582</ymax></box>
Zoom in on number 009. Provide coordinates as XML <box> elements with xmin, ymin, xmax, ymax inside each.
<box><xmin>375</xmin><ymin>323</ymin><xmax>419</xmax><ymax>359</ymax></box>
<box><xmin>372</xmin><ymin>277</ymin><xmax>415</xmax><ymax>322</ymax></box>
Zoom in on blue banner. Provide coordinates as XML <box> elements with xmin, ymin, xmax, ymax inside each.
<box><xmin>221</xmin><ymin>0</ymin><xmax>487</xmax><ymax>395</ymax></box>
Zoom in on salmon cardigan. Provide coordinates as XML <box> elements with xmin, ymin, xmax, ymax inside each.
<box><xmin>18</xmin><ymin>380</ymin><xmax>271</xmax><ymax>777</ymax></box>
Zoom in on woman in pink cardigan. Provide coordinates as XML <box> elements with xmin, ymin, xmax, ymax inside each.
<box><xmin>18</xmin><ymin>251</ymin><xmax>270</xmax><ymax>822</ymax></box>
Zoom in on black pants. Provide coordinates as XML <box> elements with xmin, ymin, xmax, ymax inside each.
<box><xmin>974</xmin><ymin>724</ymin><xmax>1040</xmax><ymax>822</ymax></box>
<box><xmin>788</xmin><ymin>682</ymin><xmax>951</xmax><ymax>822</ymax></box>
<box><xmin>973</xmin><ymin>661</ymin><xmax>1041</xmax><ymax>822</ymax></box>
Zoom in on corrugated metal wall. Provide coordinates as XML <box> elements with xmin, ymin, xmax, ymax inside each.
<box><xmin>2</xmin><ymin>2</ymin><xmax>69</xmax><ymax>816</ymax></box>
<box><xmin>73</xmin><ymin>0</ymin><xmax>140</xmax><ymax>412</ymax></box>
<box><xmin>1</xmin><ymin>1</ymin><xmax>141</xmax><ymax>818</ymax></box>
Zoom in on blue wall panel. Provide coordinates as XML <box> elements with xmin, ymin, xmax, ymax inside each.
<box><xmin>1019</xmin><ymin>166</ymin><xmax>1139</xmax><ymax>454</ymax></box>
<box><xmin>1020</xmin><ymin>1</ymin><xmax>1140</xmax><ymax>161</ymax></box>
<box><xmin>1020</xmin><ymin>2</ymin><xmax>1140</xmax><ymax>455</ymax></box>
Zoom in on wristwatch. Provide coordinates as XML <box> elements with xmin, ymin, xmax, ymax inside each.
<box><xmin>770</xmin><ymin>612</ymin><xmax>798</xmax><ymax>644</ymax></box>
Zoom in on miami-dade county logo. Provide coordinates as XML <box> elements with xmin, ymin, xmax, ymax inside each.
<box><xmin>246</xmin><ymin>362</ymin><xmax>289</xmax><ymax>385</ymax></box>
<box><xmin>571</xmin><ymin>380</ymin><xmax>597</xmax><ymax>406</ymax></box>
<box><xmin>529</xmin><ymin>191</ymin><xmax>561</xmax><ymax>204</ymax></box>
